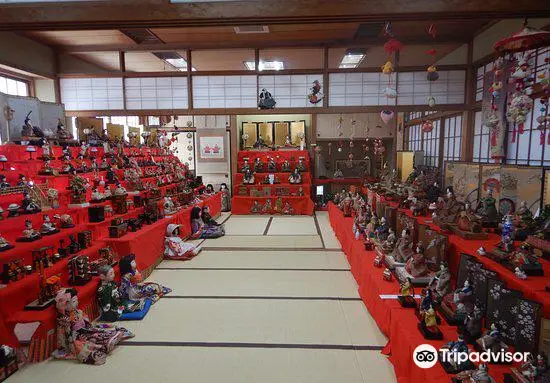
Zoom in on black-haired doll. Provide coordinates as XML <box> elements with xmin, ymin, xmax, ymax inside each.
<box><xmin>119</xmin><ymin>254</ymin><xmax>171</xmax><ymax>304</ymax></box>
<box><xmin>219</xmin><ymin>183</ymin><xmax>231</xmax><ymax>212</ymax></box>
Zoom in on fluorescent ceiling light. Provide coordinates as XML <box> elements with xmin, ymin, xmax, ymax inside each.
<box><xmin>339</xmin><ymin>53</ymin><xmax>365</xmax><ymax>69</ymax></box>
<box><xmin>153</xmin><ymin>52</ymin><xmax>196</xmax><ymax>71</ymax></box>
<box><xmin>244</xmin><ymin>60</ymin><xmax>284</xmax><ymax>71</ymax></box>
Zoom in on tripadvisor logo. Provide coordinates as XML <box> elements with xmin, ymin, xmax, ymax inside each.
<box><xmin>413</xmin><ymin>343</ymin><xmax>529</xmax><ymax>369</ymax></box>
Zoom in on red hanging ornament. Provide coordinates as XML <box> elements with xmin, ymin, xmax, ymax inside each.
<box><xmin>426</xmin><ymin>23</ymin><xmax>437</xmax><ymax>39</ymax></box>
<box><xmin>383</xmin><ymin>38</ymin><xmax>404</xmax><ymax>55</ymax></box>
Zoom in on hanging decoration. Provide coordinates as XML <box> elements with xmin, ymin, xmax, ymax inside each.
<box><xmin>536</xmin><ymin>97</ymin><xmax>550</xmax><ymax>145</ymax></box>
<box><xmin>380</xmin><ymin>110</ymin><xmax>394</xmax><ymax>124</ymax></box>
<box><xmin>349</xmin><ymin>119</ymin><xmax>356</xmax><ymax>147</ymax></box>
<box><xmin>494</xmin><ymin>23</ymin><xmax>550</xmax><ymax>54</ymax></box>
<box><xmin>380</xmin><ymin>21</ymin><xmax>401</xmax><ymax>100</ymax></box>
<box><xmin>373</xmin><ymin>139</ymin><xmax>386</xmax><ymax>159</ymax></box>
<box><xmin>328</xmin><ymin>142</ymin><xmax>332</xmax><ymax>156</ymax></box>
<box><xmin>307</xmin><ymin>80</ymin><xmax>324</xmax><ymax>104</ymax></box>
<box><xmin>346</xmin><ymin>152</ymin><xmax>354</xmax><ymax>168</ymax></box>
<box><xmin>422</xmin><ymin>120</ymin><xmax>434</xmax><ymax>133</ymax></box>
<box><xmin>258</xmin><ymin>88</ymin><xmax>276</xmax><ymax>109</ymax></box>
<box><xmin>337</xmin><ymin>115</ymin><xmax>344</xmax><ymax>137</ymax></box>
<box><xmin>425</xmin><ymin>22</ymin><xmax>439</xmax><ymax>107</ymax></box>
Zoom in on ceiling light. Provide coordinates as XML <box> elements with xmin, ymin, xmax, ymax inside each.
<box><xmin>339</xmin><ymin>50</ymin><xmax>365</xmax><ymax>69</ymax></box>
<box><xmin>244</xmin><ymin>60</ymin><xmax>284</xmax><ymax>71</ymax></box>
<box><xmin>153</xmin><ymin>52</ymin><xmax>196</xmax><ymax>71</ymax></box>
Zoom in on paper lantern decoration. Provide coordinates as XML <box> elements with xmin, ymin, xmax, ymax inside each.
<box><xmin>380</xmin><ymin>110</ymin><xmax>394</xmax><ymax>124</ymax></box>
<box><xmin>494</xmin><ymin>25</ymin><xmax>550</xmax><ymax>54</ymax></box>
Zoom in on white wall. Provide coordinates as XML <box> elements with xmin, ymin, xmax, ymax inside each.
<box><xmin>316</xmin><ymin>113</ymin><xmax>395</xmax><ymax>139</ymax></box>
<box><xmin>34</xmin><ymin>79</ymin><xmax>56</xmax><ymax>103</ymax></box>
<box><xmin>435</xmin><ymin>44</ymin><xmax>468</xmax><ymax>65</ymax></box>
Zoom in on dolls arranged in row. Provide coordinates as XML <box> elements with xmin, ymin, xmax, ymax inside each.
<box><xmin>240</xmin><ymin>156</ymin><xmax>308</xmax><ymax>174</ymax></box>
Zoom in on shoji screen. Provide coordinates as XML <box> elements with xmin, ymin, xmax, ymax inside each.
<box><xmin>125</xmin><ymin>77</ymin><xmax>188</xmax><ymax>110</ymax></box>
<box><xmin>192</xmin><ymin>75</ymin><xmax>256</xmax><ymax>108</ymax></box>
<box><xmin>329</xmin><ymin>72</ymin><xmax>397</xmax><ymax>106</ymax></box>
<box><xmin>60</xmin><ymin>78</ymin><xmax>123</xmax><ymax>111</ymax></box>
<box><xmin>397</xmin><ymin>70</ymin><xmax>465</xmax><ymax>105</ymax></box>
<box><xmin>258</xmin><ymin>74</ymin><xmax>324</xmax><ymax>108</ymax></box>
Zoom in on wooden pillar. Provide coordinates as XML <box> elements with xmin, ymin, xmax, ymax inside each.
<box><xmin>255</xmin><ymin>48</ymin><xmax>260</xmax><ymax>107</ymax></box>
<box><xmin>187</xmin><ymin>48</ymin><xmax>193</xmax><ymax>110</ymax></box>
<box><xmin>229</xmin><ymin>115</ymin><xmax>238</xmax><ymax>181</ymax></box>
<box><xmin>462</xmin><ymin>41</ymin><xmax>475</xmax><ymax>162</ymax></box>
<box><xmin>323</xmin><ymin>47</ymin><xmax>329</xmax><ymax>109</ymax></box>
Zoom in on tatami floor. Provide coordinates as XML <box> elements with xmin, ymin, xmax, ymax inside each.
<box><xmin>9</xmin><ymin>212</ymin><xmax>397</xmax><ymax>383</ymax></box>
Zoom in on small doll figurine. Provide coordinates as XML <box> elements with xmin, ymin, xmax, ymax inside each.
<box><xmin>281</xmin><ymin>160</ymin><xmax>291</xmax><ymax>173</ymax></box>
<box><xmin>17</xmin><ymin>219</ymin><xmax>41</xmax><ymax>242</ymax></box>
<box><xmin>289</xmin><ymin>169</ymin><xmax>302</xmax><ymax>184</ymax></box>
<box><xmin>398</xmin><ymin>277</ymin><xmax>417</xmax><ymax>308</ymax></box>
<box><xmin>201</xmin><ymin>206</ymin><xmax>220</xmax><ymax>226</ymax></box>
<box><xmin>282</xmin><ymin>201</ymin><xmax>295</xmax><ymax>215</ymax></box>
<box><xmin>119</xmin><ymin>254</ymin><xmax>171</xmax><ymax>304</ymax></box>
<box><xmin>418</xmin><ymin>303</ymin><xmax>443</xmax><ymax>340</ymax></box>
<box><xmin>164</xmin><ymin>224</ymin><xmax>202</xmax><ymax>261</ymax></box>
<box><xmin>7</xmin><ymin>203</ymin><xmax>20</xmax><ymax>218</ymax></box>
<box><xmin>17</xmin><ymin>174</ymin><xmax>28</xmax><ymax>187</ymax></box>
<box><xmin>219</xmin><ymin>183</ymin><xmax>231</xmax><ymax>212</ymax></box>
<box><xmin>284</xmin><ymin>135</ymin><xmax>293</xmax><ymax>147</ymax></box>
<box><xmin>191</xmin><ymin>206</ymin><xmax>225</xmax><ymax>238</ymax></box>
<box><xmin>405</xmin><ymin>242</ymin><xmax>428</xmax><ymax>278</ymax></box>
<box><xmin>296</xmin><ymin>157</ymin><xmax>307</xmax><ymax>172</ymax></box>
<box><xmin>90</xmin><ymin>188</ymin><xmax>104</xmax><ymax>202</ymax></box>
<box><xmin>53</xmin><ymin>288</ymin><xmax>134</xmax><ymax>365</ymax></box>
<box><xmin>0</xmin><ymin>174</ymin><xmax>10</xmax><ymax>189</ymax></box>
<box><xmin>41</xmin><ymin>214</ymin><xmax>59</xmax><ymax>235</ymax></box>
<box><xmin>253</xmin><ymin>157</ymin><xmax>265</xmax><ymax>173</ymax></box>
<box><xmin>250</xmin><ymin>200</ymin><xmax>261</xmax><ymax>214</ymax></box>
<box><xmin>240</xmin><ymin>159</ymin><xmax>250</xmax><ymax>173</ymax></box>
<box><xmin>97</xmin><ymin>265</ymin><xmax>148</xmax><ymax>322</ymax></box>
<box><xmin>0</xmin><ymin>234</ymin><xmax>14</xmax><ymax>252</ymax></box>
<box><xmin>267</xmin><ymin>157</ymin><xmax>277</xmax><ymax>173</ymax></box>
<box><xmin>243</xmin><ymin>169</ymin><xmax>255</xmax><ymax>185</ymax></box>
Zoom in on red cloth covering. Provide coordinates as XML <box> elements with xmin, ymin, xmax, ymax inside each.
<box><xmin>231</xmin><ymin>196</ymin><xmax>314</xmax><ymax>215</ymax></box>
<box><xmin>0</xmin><ymin>192</ymin><xmax>220</xmax><ymax>351</ymax></box>
<box><xmin>233</xmin><ymin>183</ymin><xmax>311</xmax><ymax>195</ymax></box>
<box><xmin>314</xmin><ymin>177</ymin><xmax>363</xmax><ymax>185</ymax></box>
<box><xmin>234</xmin><ymin>172</ymin><xmax>312</xmax><ymax>185</ymax></box>
<box><xmin>238</xmin><ymin>150</ymin><xmax>310</xmax><ymax>164</ymax></box>
<box><xmin>328</xmin><ymin>202</ymin><xmax>517</xmax><ymax>383</ymax></box>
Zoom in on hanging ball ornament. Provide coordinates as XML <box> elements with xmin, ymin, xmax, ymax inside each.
<box><xmin>338</xmin><ymin>147</ymin><xmax>343</xmax><ymax>153</ymax></box>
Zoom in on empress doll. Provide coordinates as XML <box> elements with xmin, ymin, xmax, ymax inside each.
<box><xmin>164</xmin><ymin>224</ymin><xmax>201</xmax><ymax>261</ymax></box>
<box><xmin>53</xmin><ymin>288</ymin><xmax>134</xmax><ymax>365</ymax></box>
<box><xmin>119</xmin><ymin>254</ymin><xmax>171</xmax><ymax>304</ymax></box>
<box><xmin>220</xmin><ymin>183</ymin><xmax>231</xmax><ymax>212</ymax></box>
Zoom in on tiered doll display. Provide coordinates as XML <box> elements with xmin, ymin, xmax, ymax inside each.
<box><xmin>232</xmin><ymin>150</ymin><xmax>313</xmax><ymax>215</ymax></box>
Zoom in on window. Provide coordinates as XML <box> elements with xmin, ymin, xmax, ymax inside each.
<box><xmin>475</xmin><ymin>61</ymin><xmax>494</xmax><ymax>102</ymax></box>
<box><xmin>472</xmin><ymin>111</ymin><xmax>495</xmax><ymax>163</ymax></box>
<box><xmin>407</xmin><ymin>124</ymin><xmax>422</xmax><ymax>152</ymax></box>
<box><xmin>443</xmin><ymin>115</ymin><xmax>462</xmax><ymax>163</ymax></box>
<box><xmin>0</xmin><ymin>75</ymin><xmax>29</xmax><ymax>97</ymax></box>
<box><xmin>423</xmin><ymin>120</ymin><xmax>440</xmax><ymax>167</ymax></box>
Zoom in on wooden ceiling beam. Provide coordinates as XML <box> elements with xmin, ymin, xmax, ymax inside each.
<box><xmin>53</xmin><ymin>37</ymin><xmax>468</xmax><ymax>53</ymax></box>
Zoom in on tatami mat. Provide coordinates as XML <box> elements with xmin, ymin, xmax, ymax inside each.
<box><xmin>267</xmin><ymin>216</ymin><xmax>318</xmax><ymax>236</ymax></box>
<box><xmin>221</xmin><ymin>215</ymin><xmax>270</xmax><ymax>235</ymax></box>
<box><xmin>202</xmin><ymin>235</ymin><xmax>323</xmax><ymax>249</ymax></box>
<box><xmin>148</xmin><ymin>269</ymin><xmax>359</xmax><ymax>298</ymax></box>
<box><xmin>9</xmin><ymin>347</ymin><xmax>396</xmax><ymax>383</ymax></box>
<box><xmin>119</xmin><ymin>299</ymin><xmax>386</xmax><ymax>346</ymax></box>
<box><xmin>315</xmin><ymin>211</ymin><xmax>342</xmax><ymax>249</ymax></box>
<box><xmin>160</xmin><ymin>250</ymin><xmax>349</xmax><ymax>270</ymax></box>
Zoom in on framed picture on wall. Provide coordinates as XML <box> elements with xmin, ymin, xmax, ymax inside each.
<box><xmin>197</xmin><ymin>129</ymin><xmax>227</xmax><ymax>162</ymax></box>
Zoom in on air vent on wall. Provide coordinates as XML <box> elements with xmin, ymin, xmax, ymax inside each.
<box><xmin>120</xmin><ymin>28</ymin><xmax>163</xmax><ymax>44</ymax></box>
<box><xmin>234</xmin><ymin>25</ymin><xmax>269</xmax><ymax>34</ymax></box>
<box><xmin>354</xmin><ymin>22</ymin><xmax>384</xmax><ymax>39</ymax></box>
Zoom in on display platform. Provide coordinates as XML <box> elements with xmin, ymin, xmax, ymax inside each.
<box><xmin>328</xmin><ymin>202</ymin><xmax>522</xmax><ymax>383</ymax></box>
<box><xmin>232</xmin><ymin>150</ymin><xmax>314</xmax><ymax>215</ymax></box>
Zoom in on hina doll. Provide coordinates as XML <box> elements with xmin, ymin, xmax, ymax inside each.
<box><xmin>477</xmin><ymin>189</ymin><xmax>499</xmax><ymax>226</ymax></box>
<box><xmin>405</xmin><ymin>242</ymin><xmax>428</xmax><ymax>278</ymax></box>
<box><xmin>418</xmin><ymin>303</ymin><xmax>442</xmax><ymax>339</ymax></box>
<box><xmin>391</xmin><ymin>229</ymin><xmax>414</xmax><ymax>263</ymax></box>
<box><xmin>476</xmin><ymin>324</ymin><xmax>506</xmax><ymax>354</ymax></box>
<box><xmin>262</xmin><ymin>199</ymin><xmax>272</xmax><ymax>214</ymax></box>
<box><xmin>375</xmin><ymin>217</ymin><xmax>389</xmax><ymax>241</ymax></box>
<box><xmin>253</xmin><ymin>158</ymin><xmax>265</xmax><ymax>173</ymax></box>
<box><xmin>41</xmin><ymin>214</ymin><xmax>59</xmax><ymax>235</ymax></box>
<box><xmin>17</xmin><ymin>174</ymin><xmax>28</xmax><ymax>187</ymax></box>
<box><xmin>219</xmin><ymin>183</ymin><xmax>231</xmax><ymax>212</ymax></box>
<box><xmin>53</xmin><ymin>288</ymin><xmax>134</xmax><ymax>365</ymax></box>
<box><xmin>191</xmin><ymin>206</ymin><xmax>225</xmax><ymax>238</ymax></box>
<box><xmin>282</xmin><ymin>201</ymin><xmax>295</xmax><ymax>215</ymax></box>
<box><xmin>0</xmin><ymin>175</ymin><xmax>10</xmax><ymax>189</ymax></box>
<box><xmin>441</xmin><ymin>335</ymin><xmax>474</xmax><ymax>373</ymax></box>
<box><xmin>365</xmin><ymin>216</ymin><xmax>378</xmax><ymax>238</ymax></box>
<box><xmin>398</xmin><ymin>278</ymin><xmax>416</xmax><ymax>307</ymax></box>
<box><xmin>119</xmin><ymin>254</ymin><xmax>171</xmax><ymax>304</ymax></box>
<box><xmin>460</xmin><ymin>305</ymin><xmax>483</xmax><ymax>343</ymax></box>
<box><xmin>164</xmin><ymin>224</ymin><xmax>202</xmax><ymax>261</ymax></box>
<box><xmin>17</xmin><ymin>219</ymin><xmax>41</xmax><ymax>242</ymax></box>
<box><xmin>454</xmin><ymin>364</ymin><xmax>495</xmax><ymax>383</ymax></box>
<box><xmin>381</xmin><ymin>228</ymin><xmax>396</xmax><ymax>251</ymax></box>
<box><xmin>296</xmin><ymin>157</ymin><xmax>307</xmax><ymax>172</ymax></box>
<box><xmin>97</xmin><ymin>265</ymin><xmax>147</xmax><ymax>322</ymax></box>
<box><xmin>243</xmin><ymin>169</ymin><xmax>255</xmax><ymax>185</ymax></box>
<box><xmin>281</xmin><ymin>160</ymin><xmax>291</xmax><ymax>173</ymax></box>
<box><xmin>250</xmin><ymin>200</ymin><xmax>262</xmax><ymax>214</ymax></box>
<box><xmin>427</xmin><ymin>263</ymin><xmax>451</xmax><ymax>298</ymax></box>
<box><xmin>441</xmin><ymin>279</ymin><xmax>474</xmax><ymax>322</ymax></box>
<box><xmin>289</xmin><ymin>169</ymin><xmax>302</xmax><ymax>184</ymax></box>
<box><xmin>267</xmin><ymin>157</ymin><xmax>277</xmax><ymax>173</ymax></box>
<box><xmin>273</xmin><ymin>197</ymin><xmax>283</xmax><ymax>214</ymax></box>
<box><xmin>240</xmin><ymin>159</ymin><xmax>250</xmax><ymax>173</ymax></box>
<box><xmin>433</xmin><ymin>187</ymin><xmax>463</xmax><ymax>228</ymax></box>
<box><xmin>21</xmin><ymin>192</ymin><xmax>41</xmax><ymax>214</ymax></box>
<box><xmin>90</xmin><ymin>188</ymin><xmax>105</xmax><ymax>202</ymax></box>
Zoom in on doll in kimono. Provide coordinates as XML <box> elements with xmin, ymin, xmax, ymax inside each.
<box><xmin>267</xmin><ymin>157</ymin><xmax>277</xmax><ymax>173</ymax></box>
<box><xmin>119</xmin><ymin>254</ymin><xmax>171</xmax><ymax>304</ymax></box>
<box><xmin>97</xmin><ymin>265</ymin><xmax>146</xmax><ymax>322</ymax></box>
<box><xmin>281</xmin><ymin>160</ymin><xmax>291</xmax><ymax>172</ymax></box>
<box><xmin>282</xmin><ymin>201</ymin><xmax>295</xmax><ymax>215</ymax></box>
<box><xmin>164</xmin><ymin>224</ymin><xmax>202</xmax><ymax>261</ymax></box>
<box><xmin>253</xmin><ymin>158</ymin><xmax>265</xmax><ymax>173</ymax></box>
<box><xmin>250</xmin><ymin>200</ymin><xmax>262</xmax><ymax>214</ymax></box>
<box><xmin>53</xmin><ymin>287</ymin><xmax>134</xmax><ymax>365</ymax></box>
<box><xmin>289</xmin><ymin>169</ymin><xmax>302</xmax><ymax>184</ymax></box>
<box><xmin>201</xmin><ymin>206</ymin><xmax>220</xmax><ymax>226</ymax></box>
<box><xmin>220</xmin><ymin>183</ymin><xmax>231</xmax><ymax>212</ymax></box>
<box><xmin>191</xmin><ymin>206</ymin><xmax>225</xmax><ymax>238</ymax></box>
